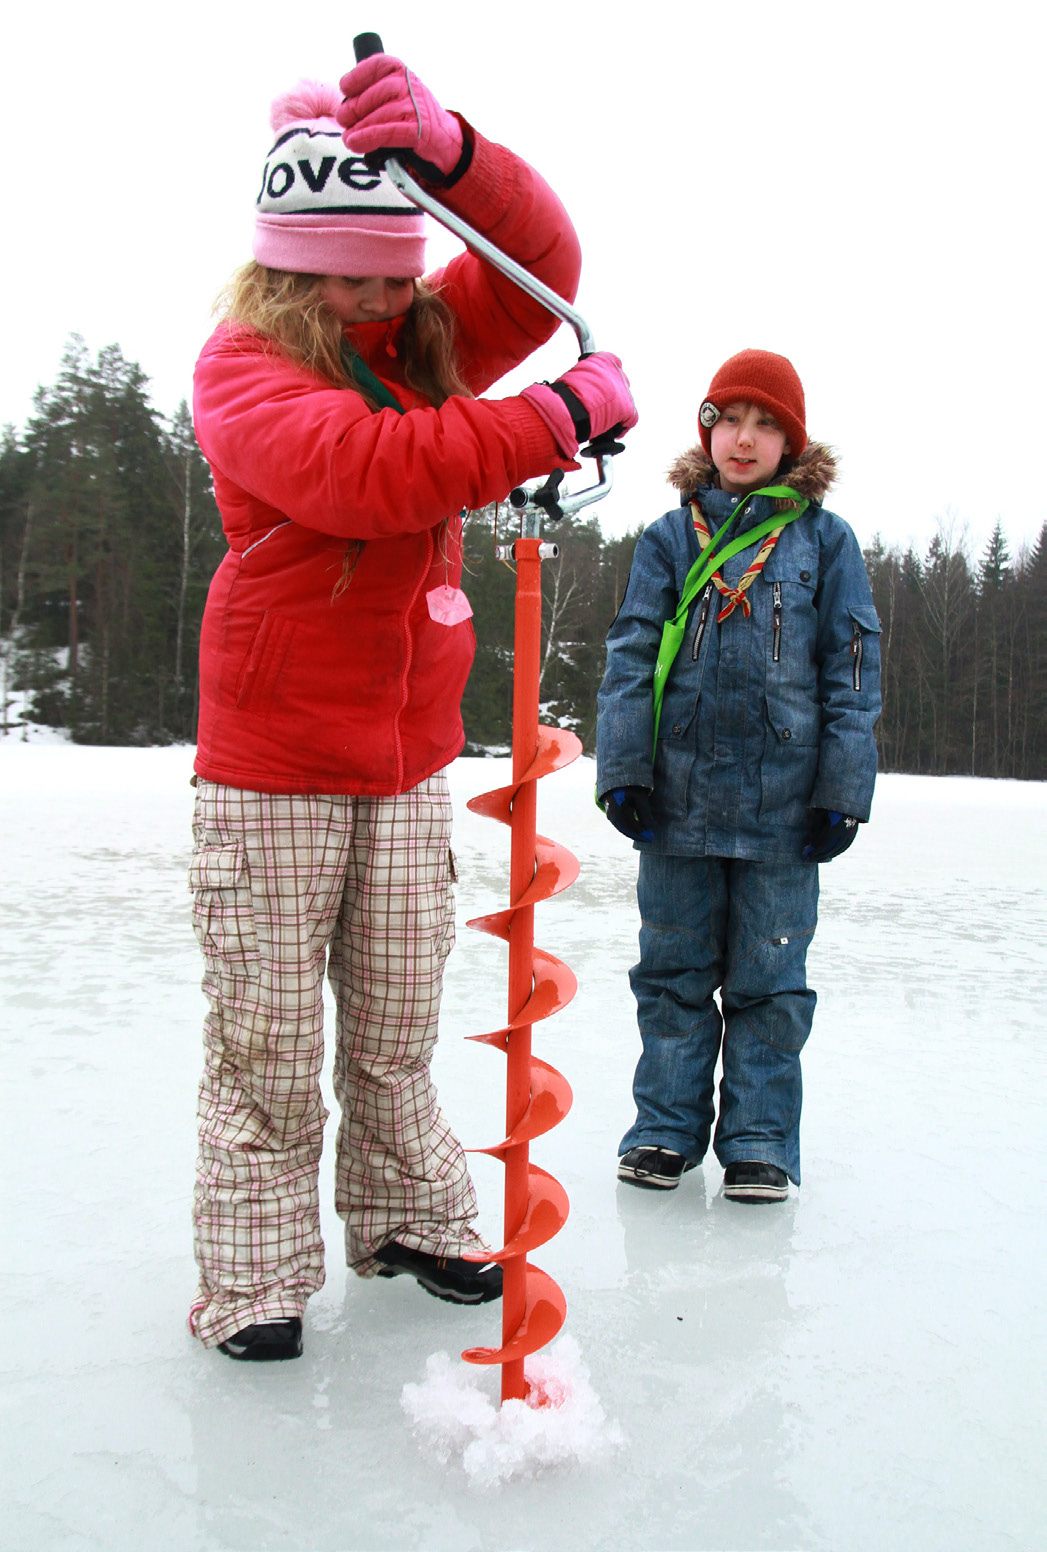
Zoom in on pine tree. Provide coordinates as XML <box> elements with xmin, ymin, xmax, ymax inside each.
<box><xmin>917</xmin><ymin>522</ymin><xmax>974</xmax><ymax>773</ymax></box>
<box><xmin>1019</xmin><ymin>521</ymin><xmax>1047</xmax><ymax>776</ymax></box>
<box><xmin>0</xmin><ymin>425</ymin><xmax>35</xmax><ymax>732</ymax></box>
<box><xmin>17</xmin><ymin>336</ymin><xmax>102</xmax><ymax>729</ymax></box>
<box><xmin>974</xmin><ymin>522</ymin><xmax>1012</xmax><ymax>775</ymax></box>
<box><xmin>7</xmin><ymin>337</ymin><xmax>224</xmax><ymax>744</ymax></box>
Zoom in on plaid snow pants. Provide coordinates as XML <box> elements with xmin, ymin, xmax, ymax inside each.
<box><xmin>187</xmin><ymin>774</ymin><xmax>487</xmax><ymax>1349</ymax></box>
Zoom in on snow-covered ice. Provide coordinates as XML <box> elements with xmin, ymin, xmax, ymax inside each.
<box><xmin>2</xmin><ymin>745</ymin><xmax>1045</xmax><ymax>1551</ymax></box>
<box><xmin>400</xmin><ymin>1337</ymin><xmax>623</xmax><ymax>1488</ymax></box>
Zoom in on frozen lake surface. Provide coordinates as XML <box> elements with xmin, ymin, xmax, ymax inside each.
<box><xmin>2</xmin><ymin>745</ymin><xmax>1045</xmax><ymax>1551</ymax></box>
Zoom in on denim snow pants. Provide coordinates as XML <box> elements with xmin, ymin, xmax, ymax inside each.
<box><xmin>621</xmin><ymin>854</ymin><xmax>820</xmax><ymax>1184</ymax></box>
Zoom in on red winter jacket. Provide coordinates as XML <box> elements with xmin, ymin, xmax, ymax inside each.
<box><xmin>192</xmin><ymin>124</ymin><xmax>581</xmax><ymax>795</ymax></box>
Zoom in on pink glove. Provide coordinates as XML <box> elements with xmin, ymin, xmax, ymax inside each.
<box><xmin>521</xmin><ymin>353</ymin><xmax>638</xmax><ymax>459</ymax></box>
<box><xmin>337</xmin><ymin>55</ymin><xmax>464</xmax><ymax>183</ymax></box>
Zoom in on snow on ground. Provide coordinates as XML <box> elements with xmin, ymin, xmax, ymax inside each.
<box><xmin>2</xmin><ymin>745</ymin><xmax>1045</xmax><ymax>1552</ymax></box>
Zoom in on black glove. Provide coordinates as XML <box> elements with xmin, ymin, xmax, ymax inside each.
<box><xmin>803</xmin><ymin>809</ymin><xmax>860</xmax><ymax>862</ymax></box>
<box><xmin>601</xmin><ymin>787</ymin><xmax>656</xmax><ymax>841</ymax></box>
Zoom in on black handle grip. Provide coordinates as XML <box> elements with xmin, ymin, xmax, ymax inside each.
<box><xmin>581</xmin><ymin>426</ymin><xmax>627</xmax><ymax>460</ymax></box>
<box><xmin>353</xmin><ymin>32</ymin><xmax>384</xmax><ymax>61</ymax></box>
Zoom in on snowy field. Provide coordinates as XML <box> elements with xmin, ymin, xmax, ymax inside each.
<box><xmin>2</xmin><ymin>744</ymin><xmax>1045</xmax><ymax>1552</ymax></box>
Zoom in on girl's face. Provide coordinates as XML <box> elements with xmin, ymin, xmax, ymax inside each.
<box><xmin>320</xmin><ymin>275</ymin><xmax>415</xmax><ymax>325</ymax></box>
<box><xmin>710</xmin><ymin>401</ymin><xmax>791</xmax><ymax>493</ymax></box>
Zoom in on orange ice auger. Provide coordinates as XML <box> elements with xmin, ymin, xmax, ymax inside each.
<box><xmin>460</xmin><ymin>537</ymin><xmax>580</xmax><ymax>1404</ymax></box>
<box><xmin>353</xmin><ymin>32</ymin><xmax>627</xmax><ymax>1405</ymax></box>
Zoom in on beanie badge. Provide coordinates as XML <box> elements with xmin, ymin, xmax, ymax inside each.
<box><xmin>699</xmin><ymin>401</ymin><xmax>721</xmax><ymax>429</ymax></box>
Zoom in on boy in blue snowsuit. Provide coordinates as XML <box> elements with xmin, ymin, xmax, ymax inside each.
<box><xmin>596</xmin><ymin>350</ymin><xmax>881</xmax><ymax>1201</ymax></box>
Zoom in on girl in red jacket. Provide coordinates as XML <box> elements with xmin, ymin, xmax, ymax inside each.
<box><xmin>188</xmin><ymin>56</ymin><xmax>636</xmax><ymax>1361</ymax></box>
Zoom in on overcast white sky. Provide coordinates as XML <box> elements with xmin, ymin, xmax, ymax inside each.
<box><xmin>3</xmin><ymin>0</ymin><xmax>1042</xmax><ymax>558</ymax></box>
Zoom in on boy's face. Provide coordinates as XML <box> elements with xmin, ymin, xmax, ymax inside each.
<box><xmin>711</xmin><ymin>401</ymin><xmax>791</xmax><ymax>494</ymax></box>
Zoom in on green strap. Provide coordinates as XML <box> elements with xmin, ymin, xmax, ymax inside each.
<box><xmin>339</xmin><ymin>340</ymin><xmax>406</xmax><ymax>414</ymax></box>
<box><xmin>650</xmin><ymin>486</ymin><xmax>809</xmax><ymax>748</ymax></box>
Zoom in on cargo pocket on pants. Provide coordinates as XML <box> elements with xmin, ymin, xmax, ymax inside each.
<box><xmin>189</xmin><ymin>839</ymin><xmax>260</xmax><ymax>972</ymax></box>
<box><xmin>434</xmin><ymin>847</ymin><xmax>457</xmax><ymax>966</ymax></box>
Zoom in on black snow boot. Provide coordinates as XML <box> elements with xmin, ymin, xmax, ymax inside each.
<box><xmin>218</xmin><ymin>1317</ymin><xmax>303</xmax><ymax>1360</ymax></box>
<box><xmin>617</xmin><ymin>1145</ymin><xmax>695</xmax><ymax>1190</ymax></box>
<box><xmin>723</xmin><ymin>1162</ymin><xmax>789</xmax><ymax>1203</ymax></box>
<box><xmin>375</xmin><ymin>1241</ymin><xmax>503</xmax><ymax>1304</ymax></box>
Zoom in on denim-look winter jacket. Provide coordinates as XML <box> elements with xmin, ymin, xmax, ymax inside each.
<box><xmin>596</xmin><ymin>441</ymin><xmax>881</xmax><ymax>862</ymax></box>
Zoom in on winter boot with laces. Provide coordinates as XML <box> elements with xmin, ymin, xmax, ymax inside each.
<box><xmin>722</xmin><ymin>1161</ymin><xmax>789</xmax><ymax>1202</ymax></box>
<box><xmin>617</xmin><ymin>1145</ymin><xmax>695</xmax><ymax>1190</ymax></box>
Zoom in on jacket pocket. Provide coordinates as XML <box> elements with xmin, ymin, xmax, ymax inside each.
<box><xmin>654</xmin><ymin>684</ymin><xmax>701</xmax><ymax>823</ymax></box>
<box><xmin>761</xmin><ymin>561</ymin><xmax>817</xmax><ymax>673</ymax></box>
<box><xmin>764</xmin><ymin>685</ymin><xmax>820</xmax><ymax>749</ymax></box>
<box><xmin>189</xmin><ymin>839</ymin><xmax>259</xmax><ymax>972</ymax></box>
<box><xmin>235</xmin><ymin>610</ymin><xmax>299</xmax><ymax>715</ymax></box>
<box><xmin>760</xmin><ymin>681</ymin><xmax>820</xmax><ymax>828</ymax></box>
<box><xmin>847</xmin><ymin>603</ymin><xmax>881</xmax><ymax>692</ymax></box>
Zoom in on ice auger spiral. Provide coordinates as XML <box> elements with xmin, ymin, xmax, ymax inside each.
<box><xmin>354</xmin><ymin>33</ymin><xmax>627</xmax><ymax>1404</ymax></box>
<box><xmin>460</xmin><ymin>537</ymin><xmax>581</xmax><ymax>1404</ymax></box>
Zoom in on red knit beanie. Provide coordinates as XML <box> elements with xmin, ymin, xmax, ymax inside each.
<box><xmin>698</xmin><ymin>349</ymin><xmax>807</xmax><ymax>461</ymax></box>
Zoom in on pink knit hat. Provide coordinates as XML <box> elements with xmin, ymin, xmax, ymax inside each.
<box><xmin>252</xmin><ymin>81</ymin><xmax>426</xmax><ymax>277</ymax></box>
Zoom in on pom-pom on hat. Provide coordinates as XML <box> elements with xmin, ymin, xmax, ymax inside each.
<box><xmin>252</xmin><ymin>81</ymin><xmax>426</xmax><ymax>277</ymax></box>
<box><xmin>698</xmin><ymin>349</ymin><xmax>807</xmax><ymax>461</ymax></box>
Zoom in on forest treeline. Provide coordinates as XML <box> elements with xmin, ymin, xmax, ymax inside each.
<box><xmin>2</xmin><ymin>338</ymin><xmax>1046</xmax><ymax>777</ymax></box>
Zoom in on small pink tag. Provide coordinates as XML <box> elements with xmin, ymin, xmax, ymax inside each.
<box><xmin>426</xmin><ymin>584</ymin><xmax>473</xmax><ymax>626</ymax></box>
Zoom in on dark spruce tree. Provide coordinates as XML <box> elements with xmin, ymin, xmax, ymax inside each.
<box><xmin>0</xmin><ymin>336</ymin><xmax>222</xmax><ymax>744</ymax></box>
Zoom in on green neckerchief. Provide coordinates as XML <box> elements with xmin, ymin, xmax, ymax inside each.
<box><xmin>339</xmin><ymin>339</ymin><xmax>406</xmax><ymax>414</ymax></box>
<box><xmin>650</xmin><ymin>485</ymin><xmax>809</xmax><ymax>747</ymax></box>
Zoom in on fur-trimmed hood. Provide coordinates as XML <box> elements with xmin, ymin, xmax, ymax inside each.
<box><xmin>666</xmin><ymin>440</ymin><xmax>838</xmax><ymax>508</ymax></box>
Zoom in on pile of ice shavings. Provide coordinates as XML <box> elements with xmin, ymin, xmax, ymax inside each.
<box><xmin>400</xmin><ymin>1336</ymin><xmax>624</xmax><ymax>1487</ymax></box>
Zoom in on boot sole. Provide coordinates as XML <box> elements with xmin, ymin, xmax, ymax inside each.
<box><xmin>617</xmin><ymin>1167</ymin><xmax>683</xmax><ymax>1190</ymax></box>
<box><xmin>218</xmin><ymin>1338</ymin><xmax>303</xmax><ymax>1360</ymax></box>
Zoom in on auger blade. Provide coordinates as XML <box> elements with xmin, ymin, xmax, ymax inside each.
<box><xmin>516</xmin><ymin>834</ymin><xmax>580</xmax><ymax>906</ymax></box>
<box><xmin>522</xmin><ymin>726</ymin><xmax>584</xmax><ymax>782</ymax></box>
<box><xmin>466</xmin><ymin>784</ymin><xmax>514</xmax><ymax>824</ymax></box>
<box><xmin>474</xmin><ymin>1056</ymin><xmax>573</xmax><ymax>1150</ymax></box>
<box><xmin>513</xmin><ymin>947</ymin><xmax>578</xmax><ymax>1026</ymax></box>
<box><xmin>461</xmin><ymin>1263</ymin><xmax>567</xmax><ymax>1366</ymax></box>
<box><xmin>487</xmin><ymin>1165</ymin><xmax>569</xmax><ymax>1259</ymax></box>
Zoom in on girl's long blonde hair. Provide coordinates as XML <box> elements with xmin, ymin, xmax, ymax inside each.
<box><xmin>216</xmin><ymin>262</ymin><xmax>472</xmax><ymax>408</ymax></box>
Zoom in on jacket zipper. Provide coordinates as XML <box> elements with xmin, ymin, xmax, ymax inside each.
<box><xmin>772</xmin><ymin>581</ymin><xmax>782</xmax><ymax>663</ymax></box>
<box><xmin>691</xmin><ymin>585</ymin><xmax>713</xmax><ymax>659</ymax></box>
<box><xmin>240</xmin><ymin>520</ymin><xmax>293</xmax><ymax>559</ymax></box>
<box><xmin>851</xmin><ymin>621</ymin><xmax>863</xmax><ymax>691</ymax></box>
<box><xmin>392</xmin><ymin>530</ymin><xmax>435</xmax><ymax>789</ymax></box>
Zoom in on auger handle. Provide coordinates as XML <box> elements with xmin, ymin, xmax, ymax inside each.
<box><xmin>348</xmin><ymin>29</ymin><xmax>619</xmax><ymax>523</ymax></box>
<box><xmin>348</xmin><ymin>30</ymin><xmax>594</xmax><ymax>355</ymax></box>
